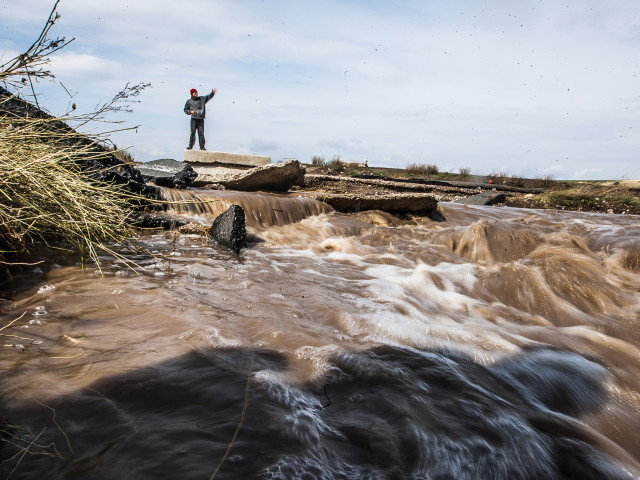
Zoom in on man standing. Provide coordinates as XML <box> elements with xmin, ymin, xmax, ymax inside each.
<box><xmin>184</xmin><ymin>87</ymin><xmax>216</xmax><ymax>150</ymax></box>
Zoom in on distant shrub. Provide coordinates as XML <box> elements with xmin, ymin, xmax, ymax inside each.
<box><xmin>311</xmin><ymin>155</ymin><xmax>326</xmax><ymax>167</ymax></box>
<box><xmin>489</xmin><ymin>170</ymin><xmax>509</xmax><ymax>184</ymax></box>
<box><xmin>486</xmin><ymin>172</ymin><xmax>557</xmax><ymax>189</ymax></box>
<box><xmin>406</xmin><ymin>162</ymin><xmax>439</xmax><ymax>176</ymax></box>
<box><xmin>533</xmin><ymin>174</ymin><xmax>556</xmax><ymax>189</ymax></box>
<box><xmin>458</xmin><ymin>167</ymin><xmax>471</xmax><ymax>178</ymax></box>
<box><xmin>508</xmin><ymin>174</ymin><xmax>528</xmax><ymax>188</ymax></box>
<box><xmin>327</xmin><ymin>155</ymin><xmax>345</xmax><ymax>171</ymax></box>
<box><xmin>405</xmin><ymin>163</ymin><xmax>423</xmax><ymax>175</ymax></box>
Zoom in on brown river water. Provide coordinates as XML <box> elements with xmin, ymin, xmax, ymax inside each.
<box><xmin>1</xmin><ymin>188</ymin><xmax>639</xmax><ymax>479</ymax></box>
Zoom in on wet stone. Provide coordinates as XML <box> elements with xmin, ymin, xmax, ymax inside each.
<box><xmin>209</xmin><ymin>205</ymin><xmax>247</xmax><ymax>254</ymax></box>
<box><xmin>454</xmin><ymin>190</ymin><xmax>506</xmax><ymax>206</ymax></box>
<box><xmin>135</xmin><ymin>158</ymin><xmax>197</xmax><ymax>189</ymax></box>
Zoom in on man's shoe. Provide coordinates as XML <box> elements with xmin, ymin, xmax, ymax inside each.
<box><xmin>186</xmin><ymin>147</ymin><xmax>192</xmax><ymax>150</ymax></box>
<box><xmin>200</xmin><ymin>148</ymin><xmax>206</xmax><ymax>151</ymax></box>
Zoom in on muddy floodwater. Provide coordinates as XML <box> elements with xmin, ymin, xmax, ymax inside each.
<box><xmin>1</xmin><ymin>190</ymin><xmax>639</xmax><ymax>479</ymax></box>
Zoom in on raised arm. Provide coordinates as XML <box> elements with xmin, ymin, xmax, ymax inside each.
<box><xmin>203</xmin><ymin>88</ymin><xmax>217</xmax><ymax>103</ymax></box>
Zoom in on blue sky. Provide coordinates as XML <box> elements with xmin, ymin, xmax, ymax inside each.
<box><xmin>2</xmin><ymin>0</ymin><xmax>640</xmax><ymax>180</ymax></box>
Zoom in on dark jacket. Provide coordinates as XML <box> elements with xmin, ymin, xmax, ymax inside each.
<box><xmin>184</xmin><ymin>90</ymin><xmax>215</xmax><ymax>119</ymax></box>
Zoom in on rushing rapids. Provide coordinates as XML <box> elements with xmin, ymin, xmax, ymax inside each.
<box><xmin>1</xmin><ymin>189</ymin><xmax>639</xmax><ymax>479</ymax></box>
<box><xmin>156</xmin><ymin>187</ymin><xmax>334</xmax><ymax>228</ymax></box>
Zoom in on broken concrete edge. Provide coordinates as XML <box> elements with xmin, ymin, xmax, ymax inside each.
<box><xmin>191</xmin><ymin>159</ymin><xmax>305</xmax><ymax>191</ymax></box>
<box><xmin>135</xmin><ymin>160</ymin><xmax>198</xmax><ymax>189</ymax></box>
<box><xmin>349</xmin><ymin>174</ymin><xmax>547</xmax><ymax>194</ymax></box>
<box><xmin>184</xmin><ymin>149</ymin><xmax>271</xmax><ymax>166</ymax></box>
<box><xmin>309</xmin><ymin>193</ymin><xmax>445</xmax><ymax>221</ymax></box>
<box><xmin>304</xmin><ymin>174</ymin><xmax>435</xmax><ymax>193</ymax></box>
<box><xmin>306</xmin><ymin>174</ymin><xmax>546</xmax><ymax>195</ymax></box>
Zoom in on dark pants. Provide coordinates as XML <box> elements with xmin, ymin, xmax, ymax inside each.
<box><xmin>189</xmin><ymin>118</ymin><xmax>205</xmax><ymax>149</ymax></box>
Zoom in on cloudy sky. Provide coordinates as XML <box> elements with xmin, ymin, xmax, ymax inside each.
<box><xmin>2</xmin><ymin>0</ymin><xmax>640</xmax><ymax>179</ymax></box>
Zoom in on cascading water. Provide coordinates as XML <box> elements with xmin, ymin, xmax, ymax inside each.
<box><xmin>155</xmin><ymin>187</ymin><xmax>334</xmax><ymax>228</ymax></box>
<box><xmin>1</xmin><ymin>188</ymin><xmax>639</xmax><ymax>479</ymax></box>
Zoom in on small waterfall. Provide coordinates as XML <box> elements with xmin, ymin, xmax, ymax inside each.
<box><xmin>155</xmin><ymin>187</ymin><xmax>334</xmax><ymax>228</ymax></box>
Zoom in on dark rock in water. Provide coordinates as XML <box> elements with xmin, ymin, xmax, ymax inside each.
<box><xmin>136</xmin><ymin>159</ymin><xmax>197</xmax><ymax>189</ymax></box>
<box><xmin>209</xmin><ymin>205</ymin><xmax>247</xmax><ymax>254</ymax></box>
<box><xmin>129</xmin><ymin>212</ymin><xmax>189</xmax><ymax>230</ymax></box>
<box><xmin>454</xmin><ymin>190</ymin><xmax>506</xmax><ymax>206</ymax></box>
<box><xmin>429</xmin><ymin>208</ymin><xmax>447</xmax><ymax>222</ymax></box>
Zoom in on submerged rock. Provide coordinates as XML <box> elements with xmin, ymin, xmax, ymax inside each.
<box><xmin>136</xmin><ymin>159</ymin><xmax>197</xmax><ymax>189</ymax></box>
<box><xmin>209</xmin><ymin>205</ymin><xmax>247</xmax><ymax>254</ymax></box>
<box><xmin>129</xmin><ymin>211</ymin><xmax>189</xmax><ymax>230</ymax></box>
<box><xmin>454</xmin><ymin>190</ymin><xmax>506</xmax><ymax>206</ymax></box>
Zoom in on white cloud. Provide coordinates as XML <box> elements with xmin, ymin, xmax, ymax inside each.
<box><xmin>2</xmin><ymin>0</ymin><xmax>640</xmax><ymax>179</ymax></box>
<box><xmin>49</xmin><ymin>52</ymin><xmax>119</xmax><ymax>79</ymax></box>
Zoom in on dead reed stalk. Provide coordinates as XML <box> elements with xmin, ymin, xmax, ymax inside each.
<box><xmin>0</xmin><ymin>104</ymin><xmax>142</xmax><ymax>268</ymax></box>
<box><xmin>0</xmin><ymin>0</ymin><xmax>150</xmax><ymax>273</ymax></box>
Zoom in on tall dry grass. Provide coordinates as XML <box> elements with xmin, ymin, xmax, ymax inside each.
<box><xmin>0</xmin><ymin>0</ymin><xmax>150</xmax><ymax>275</ymax></box>
<box><xmin>0</xmin><ymin>104</ymin><xmax>142</xmax><ymax>269</ymax></box>
<box><xmin>311</xmin><ymin>155</ymin><xmax>326</xmax><ymax>167</ymax></box>
<box><xmin>406</xmin><ymin>162</ymin><xmax>439</xmax><ymax>176</ymax></box>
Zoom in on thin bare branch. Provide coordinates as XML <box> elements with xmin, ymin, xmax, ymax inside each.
<box><xmin>0</xmin><ymin>0</ymin><xmax>74</xmax><ymax>89</ymax></box>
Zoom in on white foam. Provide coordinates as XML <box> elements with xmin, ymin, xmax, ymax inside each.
<box><xmin>319</xmin><ymin>261</ymin><xmax>523</xmax><ymax>355</ymax></box>
<box><xmin>37</xmin><ymin>283</ymin><xmax>56</xmax><ymax>294</ymax></box>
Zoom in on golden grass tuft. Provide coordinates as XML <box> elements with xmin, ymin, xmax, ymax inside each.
<box><xmin>0</xmin><ymin>0</ymin><xmax>155</xmax><ymax>277</ymax></box>
<box><xmin>0</xmin><ymin>104</ymin><xmax>141</xmax><ymax>268</ymax></box>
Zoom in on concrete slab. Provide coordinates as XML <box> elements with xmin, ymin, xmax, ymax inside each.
<box><xmin>192</xmin><ymin>166</ymin><xmax>249</xmax><ymax>185</ymax></box>
<box><xmin>183</xmin><ymin>149</ymin><xmax>270</xmax><ymax>166</ymax></box>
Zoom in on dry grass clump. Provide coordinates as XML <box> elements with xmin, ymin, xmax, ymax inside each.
<box><xmin>311</xmin><ymin>155</ymin><xmax>326</xmax><ymax>167</ymax></box>
<box><xmin>533</xmin><ymin>174</ymin><xmax>557</xmax><ymax>189</ymax></box>
<box><xmin>0</xmin><ymin>109</ymin><xmax>139</xmax><ymax>267</ymax></box>
<box><xmin>406</xmin><ymin>162</ymin><xmax>439</xmax><ymax>176</ymax></box>
<box><xmin>488</xmin><ymin>170</ymin><xmax>509</xmax><ymax>184</ymax></box>
<box><xmin>109</xmin><ymin>144</ymin><xmax>136</xmax><ymax>165</ymax></box>
<box><xmin>487</xmin><ymin>170</ymin><xmax>559</xmax><ymax>189</ymax></box>
<box><xmin>327</xmin><ymin>155</ymin><xmax>345</xmax><ymax>172</ymax></box>
<box><xmin>0</xmin><ymin>1</ymin><xmax>150</xmax><ymax>274</ymax></box>
<box><xmin>458</xmin><ymin>167</ymin><xmax>471</xmax><ymax>179</ymax></box>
